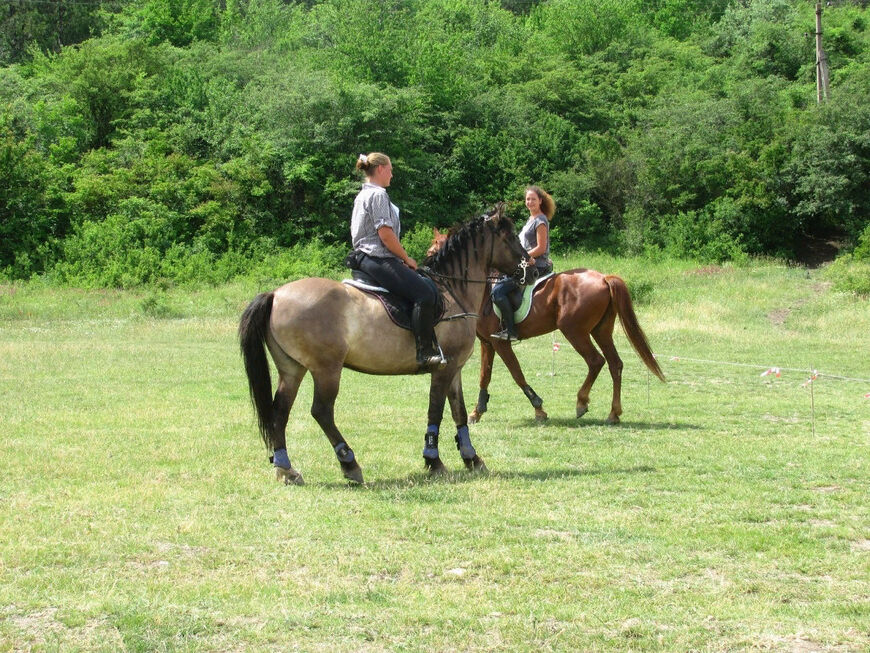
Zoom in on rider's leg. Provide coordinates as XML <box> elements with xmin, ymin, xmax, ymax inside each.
<box><xmin>490</xmin><ymin>278</ymin><xmax>519</xmax><ymax>341</ymax></box>
<box><xmin>358</xmin><ymin>255</ymin><xmax>446</xmax><ymax>366</ymax></box>
<box><xmin>412</xmin><ymin>301</ymin><xmax>445</xmax><ymax>367</ymax></box>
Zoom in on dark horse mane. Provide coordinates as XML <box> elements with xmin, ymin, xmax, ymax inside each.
<box><xmin>423</xmin><ymin>211</ymin><xmax>515</xmax><ymax>278</ymax></box>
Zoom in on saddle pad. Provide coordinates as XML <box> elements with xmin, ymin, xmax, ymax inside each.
<box><xmin>343</xmin><ymin>279</ymin><xmax>412</xmax><ymax>330</ymax></box>
<box><xmin>492</xmin><ymin>272</ymin><xmax>555</xmax><ymax>325</ymax></box>
<box><xmin>341</xmin><ymin>278</ymin><xmax>446</xmax><ymax>331</ymax></box>
<box><xmin>342</xmin><ymin>278</ymin><xmax>389</xmax><ymax>294</ymax></box>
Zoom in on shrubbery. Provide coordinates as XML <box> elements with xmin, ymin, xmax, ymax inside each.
<box><xmin>823</xmin><ymin>223</ymin><xmax>870</xmax><ymax>296</ymax></box>
<box><xmin>0</xmin><ymin>0</ymin><xmax>867</xmax><ymax>288</ymax></box>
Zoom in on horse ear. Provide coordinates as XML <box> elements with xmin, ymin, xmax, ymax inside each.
<box><xmin>433</xmin><ymin>228</ymin><xmax>442</xmax><ymax>238</ymax></box>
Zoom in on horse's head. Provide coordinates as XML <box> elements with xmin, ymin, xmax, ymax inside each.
<box><xmin>426</xmin><ymin>228</ymin><xmax>448</xmax><ymax>257</ymax></box>
<box><xmin>481</xmin><ymin>202</ymin><xmax>532</xmax><ymax>283</ymax></box>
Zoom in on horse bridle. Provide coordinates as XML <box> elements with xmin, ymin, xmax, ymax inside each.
<box><xmin>422</xmin><ymin>217</ymin><xmax>530</xmax><ymax>316</ymax></box>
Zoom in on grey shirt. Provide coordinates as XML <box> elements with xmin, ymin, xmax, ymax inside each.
<box><xmin>520</xmin><ymin>213</ymin><xmax>550</xmax><ymax>269</ymax></box>
<box><xmin>350</xmin><ymin>182</ymin><xmax>401</xmax><ymax>259</ymax></box>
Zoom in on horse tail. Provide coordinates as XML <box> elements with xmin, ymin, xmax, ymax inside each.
<box><xmin>604</xmin><ymin>276</ymin><xmax>666</xmax><ymax>382</ymax></box>
<box><xmin>238</xmin><ymin>292</ymin><xmax>275</xmax><ymax>448</ymax></box>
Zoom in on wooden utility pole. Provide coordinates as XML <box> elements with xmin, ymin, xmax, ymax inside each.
<box><xmin>815</xmin><ymin>2</ymin><xmax>831</xmax><ymax>103</ymax></box>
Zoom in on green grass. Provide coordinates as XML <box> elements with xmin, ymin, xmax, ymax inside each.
<box><xmin>1</xmin><ymin>256</ymin><xmax>868</xmax><ymax>651</ymax></box>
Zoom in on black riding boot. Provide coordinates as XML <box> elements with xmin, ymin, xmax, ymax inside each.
<box><xmin>491</xmin><ymin>295</ymin><xmax>519</xmax><ymax>341</ymax></box>
<box><xmin>412</xmin><ymin>302</ymin><xmax>447</xmax><ymax>369</ymax></box>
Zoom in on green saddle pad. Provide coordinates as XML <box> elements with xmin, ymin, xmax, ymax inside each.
<box><xmin>492</xmin><ymin>272</ymin><xmax>555</xmax><ymax>324</ymax></box>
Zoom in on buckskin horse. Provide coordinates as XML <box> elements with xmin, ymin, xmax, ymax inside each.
<box><xmin>426</xmin><ymin>230</ymin><xmax>665</xmax><ymax>424</ymax></box>
<box><xmin>238</xmin><ymin>205</ymin><xmax>530</xmax><ymax>485</ymax></box>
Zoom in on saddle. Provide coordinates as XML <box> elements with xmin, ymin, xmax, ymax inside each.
<box><xmin>342</xmin><ymin>269</ymin><xmax>445</xmax><ymax>331</ymax></box>
<box><xmin>491</xmin><ymin>272</ymin><xmax>555</xmax><ymax>325</ymax></box>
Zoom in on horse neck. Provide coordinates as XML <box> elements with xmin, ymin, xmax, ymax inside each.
<box><xmin>433</xmin><ymin>239</ymin><xmax>492</xmax><ymax>312</ymax></box>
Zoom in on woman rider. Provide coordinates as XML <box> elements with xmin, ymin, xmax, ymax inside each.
<box><xmin>350</xmin><ymin>152</ymin><xmax>446</xmax><ymax>369</ymax></box>
<box><xmin>490</xmin><ymin>186</ymin><xmax>555</xmax><ymax>341</ymax></box>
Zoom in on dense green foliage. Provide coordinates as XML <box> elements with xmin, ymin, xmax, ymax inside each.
<box><xmin>0</xmin><ymin>0</ymin><xmax>868</xmax><ymax>286</ymax></box>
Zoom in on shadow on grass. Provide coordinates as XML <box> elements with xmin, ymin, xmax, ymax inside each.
<box><xmin>511</xmin><ymin>417</ymin><xmax>702</xmax><ymax>430</ymax></box>
<box><xmin>321</xmin><ymin>463</ymin><xmax>659</xmax><ymax>491</ymax></box>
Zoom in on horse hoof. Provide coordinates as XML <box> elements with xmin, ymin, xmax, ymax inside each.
<box><xmin>534</xmin><ymin>408</ymin><xmax>548</xmax><ymax>422</ymax></box>
<box><xmin>343</xmin><ymin>469</ymin><xmax>365</xmax><ymax>484</ymax></box>
<box><xmin>468</xmin><ymin>410</ymin><xmax>482</xmax><ymax>424</ymax></box>
<box><xmin>276</xmin><ymin>466</ymin><xmax>305</xmax><ymax>486</ymax></box>
<box><xmin>606</xmin><ymin>415</ymin><xmax>621</xmax><ymax>425</ymax></box>
<box><xmin>464</xmin><ymin>456</ymin><xmax>488</xmax><ymax>473</ymax></box>
<box><xmin>576</xmin><ymin>405</ymin><xmax>588</xmax><ymax>419</ymax></box>
<box><xmin>342</xmin><ymin>463</ymin><xmax>365</xmax><ymax>485</ymax></box>
<box><xmin>425</xmin><ymin>457</ymin><xmax>447</xmax><ymax>475</ymax></box>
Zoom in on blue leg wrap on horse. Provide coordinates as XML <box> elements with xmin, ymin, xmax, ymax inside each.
<box><xmin>477</xmin><ymin>388</ymin><xmax>489</xmax><ymax>413</ymax></box>
<box><xmin>455</xmin><ymin>425</ymin><xmax>476</xmax><ymax>459</ymax></box>
<box><xmin>334</xmin><ymin>442</ymin><xmax>355</xmax><ymax>464</ymax></box>
<box><xmin>423</xmin><ymin>425</ymin><xmax>439</xmax><ymax>460</ymax></box>
<box><xmin>522</xmin><ymin>385</ymin><xmax>543</xmax><ymax>408</ymax></box>
<box><xmin>273</xmin><ymin>448</ymin><xmax>291</xmax><ymax>469</ymax></box>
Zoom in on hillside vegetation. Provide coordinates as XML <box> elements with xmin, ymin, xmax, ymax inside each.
<box><xmin>1</xmin><ymin>0</ymin><xmax>869</xmax><ymax>286</ymax></box>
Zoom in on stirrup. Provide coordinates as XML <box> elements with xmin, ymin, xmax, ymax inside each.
<box><xmin>417</xmin><ymin>344</ymin><xmax>448</xmax><ymax>369</ymax></box>
<box><xmin>491</xmin><ymin>328</ymin><xmax>519</xmax><ymax>342</ymax></box>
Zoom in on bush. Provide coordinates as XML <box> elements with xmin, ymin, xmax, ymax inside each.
<box><xmin>822</xmin><ymin>254</ymin><xmax>870</xmax><ymax>296</ymax></box>
<box><xmin>0</xmin><ymin>126</ymin><xmax>63</xmax><ymax>278</ymax></box>
<box><xmin>659</xmin><ymin>209</ymin><xmax>748</xmax><ymax>263</ymax></box>
<box><xmin>853</xmin><ymin>223</ymin><xmax>870</xmax><ymax>261</ymax></box>
<box><xmin>401</xmin><ymin>222</ymin><xmax>441</xmax><ymax>262</ymax></box>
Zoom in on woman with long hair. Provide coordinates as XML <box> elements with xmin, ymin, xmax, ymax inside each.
<box><xmin>490</xmin><ymin>186</ymin><xmax>555</xmax><ymax>341</ymax></box>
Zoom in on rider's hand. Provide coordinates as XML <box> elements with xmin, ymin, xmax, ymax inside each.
<box><xmin>528</xmin><ymin>256</ymin><xmax>536</xmax><ymax>266</ymax></box>
<box><xmin>405</xmin><ymin>257</ymin><xmax>418</xmax><ymax>270</ymax></box>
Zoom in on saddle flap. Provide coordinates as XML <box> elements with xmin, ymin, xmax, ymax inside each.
<box><xmin>341</xmin><ymin>279</ymin><xmax>445</xmax><ymax>331</ymax></box>
<box><xmin>492</xmin><ymin>272</ymin><xmax>554</xmax><ymax>324</ymax></box>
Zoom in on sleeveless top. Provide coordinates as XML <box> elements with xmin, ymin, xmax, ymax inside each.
<box><xmin>519</xmin><ymin>213</ymin><xmax>550</xmax><ymax>271</ymax></box>
<box><xmin>350</xmin><ymin>182</ymin><xmax>401</xmax><ymax>259</ymax></box>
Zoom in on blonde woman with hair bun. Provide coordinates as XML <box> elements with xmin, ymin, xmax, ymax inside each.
<box><xmin>348</xmin><ymin>152</ymin><xmax>446</xmax><ymax>369</ymax></box>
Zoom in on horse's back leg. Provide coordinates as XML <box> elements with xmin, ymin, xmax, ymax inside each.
<box><xmin>592</xmin><ymin>317</ymin><xmax>623</xmax><ymax>424</ymax></box>
<box><xmin>267</xmin><ymin>343</ymin><xmax>307</xmax><ymax>485</ymax></box>
<box><xmin>272</xmin><ymin>364</ymin><xmax>307</xmax><ymax>485</ymax></box>
<box><xmin>309</xmin><ymin>365</ymin><xmax>364</xmax><ymax>484</ymax></box>
<box><xmin>559</xmin><ymin>324</ymin><xmax>605</xmax><ymax>419</ymax></box>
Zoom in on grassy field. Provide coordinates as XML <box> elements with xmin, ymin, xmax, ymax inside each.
<box><xmin>1</xmin><ymin>255</ymin><xmax>868</xmax><ymax>652</ymax></box>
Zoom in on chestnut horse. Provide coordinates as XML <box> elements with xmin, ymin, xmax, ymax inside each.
<box><xmin>469</xmin><ymin>271</ymin><xmax>665</xmax><ymax>424</ymax></box>
<box><xmin>426</xmin><ymin>230</ymin><xmax>665</xmax><ymax>424</ymax></box>
<box><xmin>238</xmin><ymin>207</ymin><xmax>529</xmax><ymax>485</ymax></box>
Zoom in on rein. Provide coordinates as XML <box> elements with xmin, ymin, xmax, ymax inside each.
<box><xmin>421</xmin><ymin>268</ymin><xmax>493</xmax><ymax>284</ymax></box>
<box><xmin>422</xmin><ymin>268</ymin><xmax>475</xmax><ymax>315</ymax></box>
<box><xmin>440</xmin><ymin>311</ymin><xmax>479</xmax><ymax>321</ymax></box>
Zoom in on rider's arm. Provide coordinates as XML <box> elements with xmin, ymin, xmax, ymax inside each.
<box><xmin>526</xmin><ymin>223</ymin><xmax>549</xmax><ymax>265</ymax></box>
<box><xmin>377</xmin><ymin>226</ymin><xmax>418</xmax><ymax>270</ymax></box>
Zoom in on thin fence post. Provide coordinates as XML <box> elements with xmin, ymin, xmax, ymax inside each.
<box><xmin>550</xmin><ymin>335</ymin><xmax>557</xmax><ymax>377</ymax></box>
<box><xmin>810</xmin><ymin>368</ymin><xmax>816</xmax><ymax>438</ymax></box>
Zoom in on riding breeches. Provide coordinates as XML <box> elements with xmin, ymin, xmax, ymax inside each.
<box><xmin>357</xmin><ymin>255</ymin><xmax>438</xmax><ymax>308</ymax></box>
